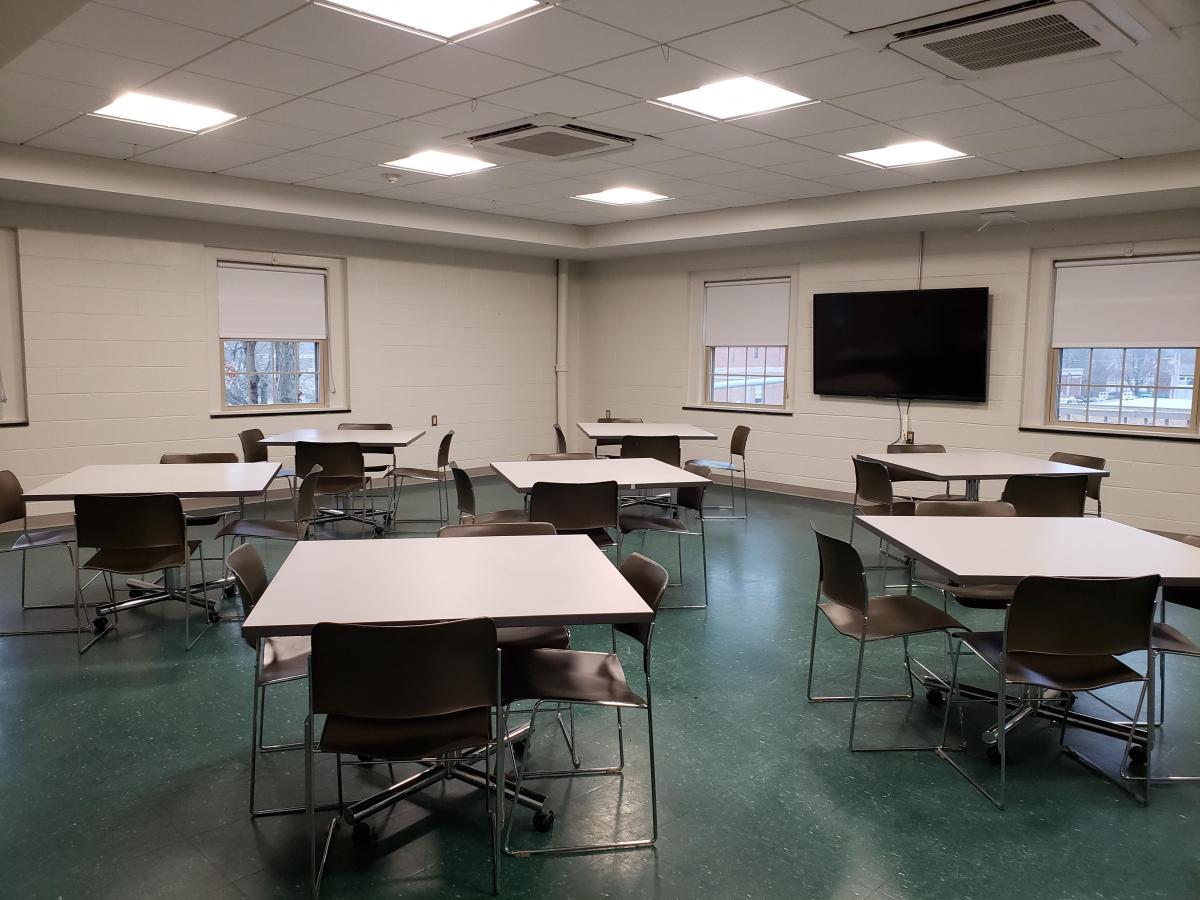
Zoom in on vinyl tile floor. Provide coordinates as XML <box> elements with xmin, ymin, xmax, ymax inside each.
<box><xmin>0</xmin><ymin>479</ymin><xmax>1197</xmax><ymax>899</ymax></box>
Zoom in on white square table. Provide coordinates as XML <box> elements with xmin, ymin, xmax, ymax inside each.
<box><xmin>856</xmin><ymin>450</ymin><xmax>1109</xmax><ymax>500</ymax></box>
<box><xmin>577</xmin><ymin>422</ymin><xmax>717</xmax><ymax>441</ymax></box>
<box><xmin>490</xmin><ymin>458</ymin><xmax>711</xmax><ymax>493</ymax></box>
<box><xmin>260</xmin><ymin>427</ymin><xmax>426</xmax><ymax>448</ymax></box>
<box><xmin>25</xmin><ymin>462</ymin><xmax>281</xmax><ymax>501</ymax></box>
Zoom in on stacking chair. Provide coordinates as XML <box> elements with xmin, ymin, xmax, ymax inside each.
<box><xmin>938</xmin><ymin>575</ymin><xmax>1159</xmax><ymax>808</ymax></box>
<box><xmin>501</xmin><ymin>553</ymin><xmax>668</xmax><ymax>855</ymax></box>
<box><xmin>620</xmin><ymin>435</ymin><xmax>681</xmax><ymax>467</ymax></box>
<box><xmin>554</xmin><ymin>423</ymin><xmax>568</xmax><ymax>454</ymax></box>
<box><xmin>160</xmin><ymin>451</ymin><xmax>241</xmax><ymax>527</ymax></box>
<box><xmin>1049</xmin><ymin>451</ymin><xmax>1106</xmax><ymax>516</ymax></box>
<box><xmin>0</xmin><ymin>470</ymin><xmax>78</xmax><ymax>637</ymax></box>
<box><xmin>528</xmin><ymin>481</ymin><xmax>620</xmax><ymax>556</ymax></box>
<box><xmin>527</xmin><ymin>452</ymin><xmax>593</xmax><ymax>461</ymax></box>
<box><xmin>848</xmin><ymin>456</ymin><xmax>915</xmax><ymax>550</ymax></box>
<box><xmin>594</xmin><ymin>416</ymin><xmax>641</xmax><ymax>458</ymax></box>
<box><xmin>218</xmin><ymin>466</ymin><xmax>323</xmax><ymax>547</ymax></box>
<box><xmin>438</xmin><ymin>522</ymin><xmax>557</xmax><ymax>538</ymax></box>
<box><xmin>337</xmin><ymin>423</ymin><xmax>395</xmax><ymax>477</ymax></box>
<box><xmin>73</xmin><ymin>493</ymin><xmax>209</xmax><ymax>652</ymax></box>
<box><xmin>451</xmin><ymin>463</ymin><xmax>529</xmax><ymax>526</ymax></box>
<box><xmin>1000</xmin><ymin>473</ymin><xmax>1088</xmax><ymax>516</ymax></box>
<box><xmin>915</xmin><ymin>501</ymin><xmax>1018</xmax><ymax>611</ymax></box>
<box><xmin>619</xmin><ymin>464</ymin><xmax>710</xmax><ymax>609</ymax></box>
<box><xmin>686</xmin><ymin>424</ymin><xmax>750</xmax><ymax>519</ymax></box>
<box><xmin>305</xmin><ymin>619</ymin><xmax>503</xmax><ymax>897</ymax></box>
<box><xmin>226</xmin><ymin>543</ymin><xmax>313</xmax><ymax>817</ymax></box>
<box><xmin>295</xmin><ymin>441</ymin><xmax>374</xmax><ymax>535</ymax></box>
<box><xmin>806</xmin><ymin>528</ymin><xmax>964</xmax><ymax>751</ymax></box>
<box><xmin>238</xmin><ymin>428</ymin><xmax>295</xmax><ymax>488</ymax></box>
<box><xmin>388</xmin><ymin>430</ymin><xmax>454</xmax><ymax>528</ymax></box>
<box><xmin>885</xmin><ymin>443</ymin><xmax>968</xmax><ymax>501</ymax></box>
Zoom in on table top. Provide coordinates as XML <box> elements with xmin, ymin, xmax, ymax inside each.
<box><xmin>241</xmin><ymin>534</ymin><xmax>653</xmax><ymax>639</ymax></box>
<box><xmin>260</xmin><ymin>427</ymin><xmax>426</xmax><ymax>447</ymax></box>
<box><xmin>857</xmin><ymin>450</ymin><xmax>1109</xmax><ymax>481</ymax></box>
<box><xmin>491</xmin><ymin>458</ymin><xmax>711</xmax><ymax>493</ymax></box>
<box><xmin>856</xmin><ymin>516</ymin><xmax>1200</xmax><ymax>586</ymax></box>
<box><xmin>578</xmin><ymin>422</ymin><xmax>717</xmax><ymax>440</ymax></box>
<box><xmin>26</xmin><ymin>462</ymin><xmax>281</xmax><ymax>501</ymax></box>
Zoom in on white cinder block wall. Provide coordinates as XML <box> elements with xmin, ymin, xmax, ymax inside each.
<box><xmin>569</xmin><ymin>209</ymin><xmax>1200</xmax><ymax>535</ymax></box>
<box><xmin>0</xmin><ymin>202</ymin><xmax>557</xmax><ymax>515</ymax></box>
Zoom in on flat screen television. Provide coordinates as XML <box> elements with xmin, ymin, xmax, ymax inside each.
<box><xmin>812</xmin><ymin>287</ymin><xmax>989</xmax><ymax>402</ymax></box>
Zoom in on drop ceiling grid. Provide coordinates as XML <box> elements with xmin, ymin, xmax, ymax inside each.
<box><xmin>0</xmin><ymin>1</ymin><xmax>1195</xmax><ymax>224</ymax></box>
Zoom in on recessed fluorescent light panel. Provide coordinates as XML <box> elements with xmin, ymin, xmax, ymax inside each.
<box><xmin>656</xmin><ymin>76</ymin><xmax>814</xmax><ymax>120</ymax></box>
<box><xmin>574</xmin><ymin>187</ymin><xmax>670</xmax><ymax>206</ymax></box>
<box><xmin>843</xmin><ymin>141</ymin><xmax>969</xmax><ymax>168</ymax></box>
<box><xmin>381</xmin><ymin>150</ymin><xmax>496</xmax><ymax>176</ymax></box>
<box><xmin>91</xmin><ymin>93</ymin><xmax>237</xmax><ymax>133</ymax></box>
<box><xmin>319</xmin><ymin>0</ymin><xmax>542</xmax><ymax>39</ymax></box>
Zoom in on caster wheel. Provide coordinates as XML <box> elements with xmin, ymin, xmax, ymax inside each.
<box><xmin>374</xmin><ymin>526</ymin><xmax>386</xmax><ymax>537</ymax></box>
<box><xmin>92</xmin><ymin>616</ymin><xmax>108</xmax><ymax>635</ymax></box>
<box><xmin>986</xmin><ymin>746</ymin><xmax>1003</xmax><ymax>764</ymax></box>
<box><xmin>207</xmin><ymin>610</ymin><xmax>221</xmax><ymax>623</ymax></box>
<box><xmin>223</xmin><ymin>583</ymin><xmax>238</xmax><ymax>598</ymax></box>
<box><xmin>532</xmin><ymin>809</ymin><xmax>555</xmax><ymax>833</ymax></box>
<box><xmin>511</xmin><ymin>739</ymin><xmax>527</xmax><ymax>758</ymax></box>
<box><xmin>351</xmin><ymin>822</ymin><xmax>374</xmax><ymax>845</ymax></box>
<box><xmin>926</xmin><ymin>689</ymin><xmax>945</xmax><ymax>706</ymax></box>
<box><xmin>1128</xmin><ymin>744</ymin><xmax>1147</xmax><ymax>766</ymax></box>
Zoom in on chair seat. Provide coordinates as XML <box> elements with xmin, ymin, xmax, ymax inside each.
<box><xmin>217</xmin><ymin>519</ymin><xmax>307</xmax><ymax>542</ymax></box>
<box><xmin>81</xmin><ymin>540</ymin><xmax>201</xmax><ymax>575</ymax></box>
<box><xmin>819</xmin><ymin>593</ymin><xmax>963</xmax><ymax>642</ymax></box>
<box><xmin>13</xmin><ymin>524</ymin><xmax>76</xmax><ymax>550</ymax></box>
<box><xmin>272</xmin><ymin>467</ymin><xmax>296</xmax><ymax>480</ymax></box>
<box><xmin>319</xmin><ymin>709</ymin><xmax>490</xmax><ymax>759</ymax></box>
<box><xmin>364</xmin><ymin>464</ymin><xmax>390</xmax><ymax>474</ymax></box>
<box><xmin>502</xmin><ymin>649</ymin><xmax>645</xmax><ymax>707</ymax></box>
<box><xmin>898</xmin><ymin>492</ymin><xmax>971</xmax><ymax>502</ymax></box>
<box><xmin>856</xmin><ymin>500</ymin><xmax>916</xmax><ymax>516</ymax></box>
<box><xmin>389</xmin><ymin>466</ymin><xmax>441</xmax><ymax>481</ymax></box>
<box><xmin>959</xmin><ymin>631</ymin><xmax>1143</xmax><ymax>692</ymax></box>
<box><xmin>685</xmin><ymin>458</ymin><xmax>736</xmax><ymax>471</ymax></box>
<box><xmin>1153</xmin><ymin>622</ymin><xmax>1200</xmax><ymax>657</ymax></box>
<box><xmin>474</xmin><ymin>509</ymin><xmax>530</xmax><ymax>526</ymax></box>
<box><xmin>259</xmin><ymin>636</ymin><xmax>311</xmax><ymax>684</ymax></box>
<box><xmin>923</xmin><ymin>580</ymin><xmax>1014</xmax><ymax>610</ymax></box>
<box><xmin>497</xmin><ymin>625</ymin><xmax>571</xmax><ymax>651</ymax></box>
<box><xmin>619</xmin><ymin>513</ymin><xmax>686</xmax><ymax>534</ymax></box>
<box><xmin>186</xmin><ymin>512</ymin><xmax>227</xmax><ymax>527</ymax></box>
<box><xmin>314</xmin><ymin>476</ymin><xmax>369</xmax><ymax>496</ymax></box>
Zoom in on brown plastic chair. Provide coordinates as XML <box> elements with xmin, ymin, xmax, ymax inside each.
<box><xmin>528</xmin><ymin>480</ymin><xmax>620</xmax><ymax>553</ymax></box>
<box><xmin>885</xmin><ymin>443</ymin><xmax>968</xmax><ymax>501</ymax></box>
<box><xmin>619</xmin><ymin>464</ymin><xmax>709</xmax><ymax>608</ymax></box>
<box><xmin>451</xmin><ymin>463</ymin><xmax>528</xmax><ymax>526</ymax></box>
<box><xmin>73</xmin><ymin>493</ymin><xmax>208</xmax><ymax>652</ymax></box>
<box><xmin>1000</xmin><ymin>473</ymin><xmax>1088</xmax><ymax>516</ymax></box>
<box><xmin>687</xmin><ymin>424</ymin><xmax>750</xmax><ymax>519</ymax></box>
<box><xmin>305</xmin><ymin>619</ymin><xmax>503</xmax><ymax>896</ymax></box>
<box><xmin>849</xmin><ymin>456</ymin><xmax>915</xmax><ymax>549</ymax></box>
<box><xmin>226</xmin><ymin>543</ymin><xmax>312</xmax><ymax>817</ymax></box>
<box><xmin>807</xmin><ymin>527</ymin><xmax>964</xmax><ymax>751</ymax></box>
<box><xmin>501</xmin><ymin>552</ymin><xmax>668</xmax><ymax>856</ymax></box>
<box><xmin>620</xmin><ymin>435</ymin><xmax>681</xmax><ymax>467</ymax></box>
<box><xmin>438</xmin><ymin>522</ymin><xmax>557</xmax><ymax>538</ymax></box>
<box><xmin>0</xmin><ymin>470</ymin><xmax>78</xmax><ymax>636</ymax></box>
<box><xmin>389</xmin><ymin>430</ymin><xmax>454</xmax><ymax>527</ymax></box>
<box><xmin>526</xmin><ymin>452</ymin><xmax>593</xmax><ymax>461</ymax></box>
<box><xmin>915</xmin><ymin>500</ymin><xmax>1018</xmax><ymax>610</ymax></box>
<box><xmin>554</xmin><ymin>423</ymin><xmax>568</xmax><ymax>454</ymax></box>
<box><xmin>159</xmin><ymin>452</ymin><xmax>241</xmax><ymax>530</ymax></box>
<box><xmin>939</xmin><ymin>574</ymin><xmax>1159</xmax><ymax>808</ymax></box>
<box><xmin>594</xmin><ymin>416</ymin><xmax>642</xmax><ymax>458</ymax></box>
<box><xmin>218</xmin><ymin>465</ymin><xmax>323</xmax><ymax>545</ymax></box>
<box><xmin>1049</xmin><ymin>451</ymin><xmax>1106</xmax><ymax>516</ymax></box>
<box><xmin>238</xmin><ymin>428</ymin><xmax>295</xmax><ymax>485</ymax></box>
<box><xmin>295</xmin><ymin>440</ymin><xmax>377</xmax><ymax>534</ymax></box>
<box><xmin>338</xmin><ymin>423</ymin><xmax>395</xmax><ymax>475</ymax></box>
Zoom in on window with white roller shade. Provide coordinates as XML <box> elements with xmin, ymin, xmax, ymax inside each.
<box><xmin>0</xmin><ymin>228</ymin><xmax>26</xmax><ymax>424</ymax></box>
<box><xmin>217</xmin><ymin>262</ymin><xmax>328</xmax><ymax>340</ymax></box>
<box><xmin>703</xmin><ymin>279</ymin><xmax>791</xmax><ymax>347</ymax></box>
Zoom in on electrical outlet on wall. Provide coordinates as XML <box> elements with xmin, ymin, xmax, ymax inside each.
<box><xmin>431</xmin><ymin>414</ymin><xmax>438</xmax><ymax>426</ymax></box>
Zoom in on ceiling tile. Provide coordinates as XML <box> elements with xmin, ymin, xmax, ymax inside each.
<box><xmin>563</xmin><ymin>0</ymin><xmax>783</xmax><ymax>43</ymax></box>
<box><xmin>222</xmin><ymin>161</ymin><xmax>322</xmax><ymax>183</ymax></box>
<box><xmin>836</xmin><ymin>80</ymin><xmax>988</xmax><ymax>120</ymax></box>
<box><xmin>368</xmin><ymin>183</ymin><xmax>459</xmax><ymax>203</ymax></box>
<box><xmin>211</xmin><ymin>117</ymin><xmax>330</xmax><ymax>150</ymax></box>
<box><xmin>132</xmin><ymin>136</ymin><xmax>279</xmax><ymax>170</ymax></box>
<box><xmin>142</xmin><ymin>70</ymin><xmax>294</xmax><ymax>116</ymax></box>
<box><xmin>256</xmin><ymin>98</ymin><xmax>394</xmax><ymax>134</ymax></box>
<box><xmin>255</xmin><ymin>149</ymin><xmax>362</xmax><ymax>175</ymax></box>
<box><xmin>641</xmin><ymin>155</ymin><xmax>745</xmax><ymax>178</ymax></box>
<box><xmin>796</xmin><ymin>0</ymin><xmax>966</xmax><ymax>32</ymax></box>
<box><xmin>355</xmin><ymin>119</ymin><xmax>452</xmax><ymax>150</ymax></box>
<box><xmin>742</xmin><ymin>102</ymin><xmax>872</xmax><ymax>139</ymax></box>
<box><xmin>915</xmin><ymin>157</ymin><xmax>1017</xmax><ymax>180</ymax></box>
<box><xmin>698</xmin><ymin>167</ymin><xmax>793</xmax><ymax>190</ymax></box>
<box><xmin>570</xmin><ymin>48</ymin><xmax>736</xmax><ymax>99</ymax></box>
<box><xmin>817</xmin><ymin>168</ymin><xmax>930</xmax><ymax>190</ymax></box>
<box><xmin>425</xmin><ymin>167</ymin><xmax>550</xmax><ymax>195</ymax></box>
<box><xmin>756</xmin><ymin>178</ymin><xmax>849</xmax><ymax>200</ymax></box>
<box><xmin>686</xmin><ymin>189</ymin><xmax>775</xmax><ymax>208</ymax></box>
<box><xmin>246</xmin><ymin>4</ymin><xmax>437</xmax><ymax>71</ymax></box>
<box><xmin>302</xmin><ymin>135</ymin><xmax>405</xmax><ymax>165</ymax></box>
<box><xmin>1181</xmin><ymin>100</ymin><xmax>1200</xmax><ymax>118</ymax></box>
<box><xmin>710</xmin><ymin>139</ymin><xmax>826</xmax><ymax>167</ymax></box>
<box><xmin>296</xmin><ymin>173</ymin><xmax>386</xmax><ymax>192</ymax></box>
<box><xmin>377</xmin><ymin>46</ymin><xmax>548</xmax><ymax>99</ymax></box>
<box><xmin>46</xmin><ymin>5</ymin><xmax>228</xmax><ymax>68</ymax></box>
<box><xmin>971</xmin><ymin>59</ymin><xmax>1130</xmax><ymax>100</ymax></box>
<box><xmin>1111</xmin><ymin>23</ymin><xmax>1200</xmax><ymax>76</ymax></box>
<box><xmin>660</xmin><ymin>122</ymin><xmax>772</xmax><ymax>153</ymax></box>
<box><xmin>587</xmin><ymin>173</ymin><xmax>717</xmax><ymax>197</ymax></box>
<box><xmin>1139</xmin><ymin>66</ymin><xmax>1200</xmax><ymax>104</ymax></box>
<box><xmin>1007</xmin><ymin>79</ymin><xmax>1166</xmax><ymax>121</ymax></box>
<box><xmin>800</xmin><ymin>123</ymin><xmax>922</xmax><ymax>154</ymax></box>
<box><xmin>951</xmin><ymin>124</ymin><xmax>1075</xmax><ymax>156</ymax></box>
<box><xmin>463</xmin><ymin>8</ymin><xmax>653</xmax><ymax>73</ymax></box>
<box><xmin>475</xmin><ymin>186</ymin><xmax>557</xmax><ymax>205</ymax></box>
<box><xmin>100</xmin><ymin>0</ymin><xmax>306</xmax><ymax>38</ymax></box>
<box><xmin>1090</xmin><ymin>124</ymin><xmax>1200</xmax><ymax>157</ymax></box>
<box><xmin>0</xmin><ymin>70</ymin><xmax>112</xmax><ymax>113</ymax></box>
<box><xmin>766</xmin><ymin>155</ymin><xmax>865</xmax><ymax>179</ymax></box>
<box><xmin>592</xmin><ymin>141</ymin><xmax>691</xmax><ymax>166</ymax></box>
<box><xmin>310</xmin><ymin>75</ymin><xmax>463</xmax><ymax>118</ymax></box>
<box><xmin>673</xmin><ymin>8</ymin><xmax>852</xmax><ymax>74</ymax></box>
<box><xmin>29</xmin><ymin>130</ymin><xmax>140</xmax><ymax>159</ymax></box>
<box><xmin>767</xmin><ymin>49</ymin><xmax>923</xmax><ymax>101</ymax></box>
<box><xmin>186</xmin><ymin>41</ymin><xmax>357</xmax><ymax>95</ymax></box>
<box><xmin>527</xmin><ymin>177</ymin><xmax>610</xmax><ymax>197</ymax></box>
<box><xmin>414</xmin><ymin>100</ymin><xmax>525</xmax><ymax>132</ymax></box>
<box><xmin>983</xmin><ymin>142</ymin><xmax>1117</xmax><ymax>170</ymax></box>
<box><xmin>606</xmin><ymin>198</ymin><xmax>717</xmax><ymax>219</ymax></box>
<box><xmin>889</xmin><ymin>103</ymin><xmax>1037</xmax><ymax>140</ymax></box>
<box><xmin>39</xmin><ymin>114</ymin><xmax>183</xmax><ymax>150</ymax></box>
<box><xmin>0</xmin><ymin>100</ymin><xmax>77</xmax><ymax>142</ymax></box>
<box><xmin>485</xmin><ymin>77</ymin><xmax>634</xmax><ymax>118</ymax></box>
<box><xmin>514</xmin><ymin>156</ymin><xmax>624</xmax><ymax>176</ymax></box>
<box><xmin>6</xmin><ymin>40</ymin><xmax>168</xmax><ymax>92</ymax></box>
<box><xmin>1054</xmin><ymin>104</ymin><xmax>1196</xmax><ymax>141</ymax></box>
<box><xmin>584</xmin><ymin>102</ymin><xmax>702</xmax><ymax>135</ymax></box>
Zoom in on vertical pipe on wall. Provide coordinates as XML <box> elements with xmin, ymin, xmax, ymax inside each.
<box><xmin>555</xmin><ymin>259</ymin><xmax>569</xmax><ymax>435</ymax></box>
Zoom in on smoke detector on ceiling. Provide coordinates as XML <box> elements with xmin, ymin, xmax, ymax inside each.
<box><xmin>852</xmin><ymin>0</ymin><xmax>1167</xmax><ymax>81</ymax></box>
<box><xmin>450</xmin><ymin>114</ymin><xmax>647</xmax><ymax>162</ymax></box>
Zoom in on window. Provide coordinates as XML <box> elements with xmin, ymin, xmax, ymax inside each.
<box><xmin>701</xmin><ymin>278</ymin><xmax>791</xmax><ymax>409</ymax></box>
<box><xmin>0</xmin><ymin>229</ymin><xmax>27</xmax><ymax>425</ymax></box>
<box><xmin>1048</xmin><ymin>255</ymin><xmax>1200</xmax><ymax>435</ymax></box>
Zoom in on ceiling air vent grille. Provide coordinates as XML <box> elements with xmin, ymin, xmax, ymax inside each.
<box><xmin>924</xmin><ymin>13</ymin><xmax>1100</xmax><ymax>70</ymax></box>
<box><xmin>461</xmin><ymin>114</ymin><xmax>642</xmax><ymax>161</ymax></box>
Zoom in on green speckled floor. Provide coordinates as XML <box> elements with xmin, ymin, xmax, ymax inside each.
<box><xmin>1</xmin><ymin>482</ymin><xmax>1197</xmax><ymax>899</ymax></box>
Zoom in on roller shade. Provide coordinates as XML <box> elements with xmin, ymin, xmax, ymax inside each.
<box><xmin>704</xmin><ymin>278</ymin><xmax>791</xmax><ymax>346</ymax></box>
<box><xmin>1052</xmin><ymin>255</ymin><xmax>1200</xmax><ymax>348</ymax></box>
<box><xmin>218</xmin><ymin>262</ymin><xmax>328</xmax><ymax>340</ymax></box>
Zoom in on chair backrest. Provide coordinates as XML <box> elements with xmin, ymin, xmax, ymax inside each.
<box><xmin>160</xmin><ymin>452</ymin><xmax>240</xmax><ymax>464</ymax></box>
<box><xmin>1006</xmin><ymin>575</ymin><xmax>1159</xmax><ymax>657</ymax></box>
<box><xmin>436</xmin><ymin>431</ymin><xmax>455</xmax><ymax>468</ymax></box>
<box><xmin>438</xmin><ymin>522</ymin><xmax>557</xmax><ymax>538</ymax></box>
<box><xmin>295</xmin><ymin>441</ymin><xmax>364</xmax><ymax>480</ymax></box>
<box><xmin>812</xmin><ymin>527</ymin><xmax>868</xmax><ymax>617</ymax></box>
<box><xmin>730</xmin><ymin>424</ymin><xmax>751</xmax><ymax>457</ymax></box>
<box><xmin>0</xmin><ymin>470</ymin><xmax>25</xmax><ymax>526</ymax></box>
<box><xmin>620</xmin><ymin>435</ymin><xmax>681</xmax><ymax>467</ymax></box>
<box><xmin>1000</xmin><ymin>474</ymin><xmax>1088</xmax><ymax>517</ymax></box>
<box><xmin>451</xmin><ymin>462</ymin><xmax>476</xmax><ymax>519</ymax></box>
<box><xmin>527</xmin><ymin>452</ymin><xmax>593</xmax><ymax>461</ymax></box>
<box><xmin>916</xmin><ymin>500</ymin><xmax>1017</xmax><ymax>517</ymax></box>
<box><xmin>529</xmin><ymin>481</ymin><xmax>618</xmax><ymax>532</ymax></box>
<box><xmin>339</xmin><ymin>422</ymin><xmax>393</xmax><ymax>455</ymax></box>
<box><xmin>310</xmin><ymin>619</ymin><xmax>497</xmax><ymax>723</ymax></box>
<box><xmin>74</xmin><ymin>493</ymin><xmax>187</xmax><ymax>553</ymax></box>
<box><xmin>1048</xmin><ymin>451</ymin><xmax>1106</xmax><ymax>502</ymax></box>
<box><xmin>614</xmin><ymin>552</ymin><xmax>669</xmax><ymax>670</ymax></box>
<box><xmin>887</xmin><ymin>443</ymin><xmax>947</xmax><ymax>454</ymax></box>
<box><xmin>852</xmin><ymin>456</ymin><xmax>894</xmax><ymax>507</ymax></box>
<box><xmin>675</xmin><ymin>463</ymin><xmax>710</xmax><ymax>515</ymax></box>
<box><xmin>1163</xmin><ymin>534</ymin><xmax>1200</xmax><ymax>612</ymax></box>
<box><xmin>239</xmin><ymin>429</ymin><xmax>268</xmax><ymax>463</ymax></box>
<box><xmin>294</xmin><ymin>464</ymin><xmax>323</xmax><ymax>522</ymax></box>
<box><xmin>226</xmin><ymin>542</ymin><xmax>269</xmax><ymax>645</ymax></box>
<box><xmin>599</xmin><ymin>416</ymin><xmax>642</xmax><ymax>424</ymax></box>
<box><xmin>554</xmin><ymin>423</ymin><xmax>567</xmax><ymax>454</ymax></box>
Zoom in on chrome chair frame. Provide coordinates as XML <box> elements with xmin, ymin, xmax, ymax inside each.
<box><xmin>387</xmin><ymin>431</ymin><xmax>454</xmax><ymax>530</ymax></box>
<box><xmin>688</xmin><ymin>424</ymin><xmax>750</xmax><ymax>520</ymax></box>
<box><xmin>0</xmin><ymin>471</ymin><xmax>78</xmax><ymax>637</ymax></box>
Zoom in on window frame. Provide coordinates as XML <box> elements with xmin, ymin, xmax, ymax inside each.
<box><xmin>218</xmin><ymin>337</ymin><xmax>329</xmax><ymax>412</ymax></box>
<box><xmin>0</xmin><ymin>228</ymin><xmax>28</xmax><ymax>427</ymax></box>
<box><xmin>703</xmin><ymin>343</ymin><xmax>789</xmax><ymax>409</ymax></box>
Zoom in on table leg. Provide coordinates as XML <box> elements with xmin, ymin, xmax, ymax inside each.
<box><xmin>965</xmin><ymin>478</ymin><xmax>981</xmax><ymax>501</ymax></box>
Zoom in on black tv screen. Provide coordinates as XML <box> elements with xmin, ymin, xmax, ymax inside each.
<box><xmin>812</xmin><ymin>287</ymin><xmax>989</xmax><ymax>402</ymax></box>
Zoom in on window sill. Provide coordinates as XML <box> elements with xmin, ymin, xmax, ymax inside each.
<box><xmin>211</xmin><ymin>407</ymin><xmax>350</xmax><ymax>420</ymax></box>
<box><xmin>682</xmin><ymin>404</ymin><xmax>793</xmax><ymax>417</ymax></box>
<box><xmin>0</xmin><ymin>419</ymin><xmax>29</xmax><ymax>428</ymax></box>
<box><xmin>1020</xmin><ymin>424</ymin><xmax>1200</xmax><ymax>443</ymax></box>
